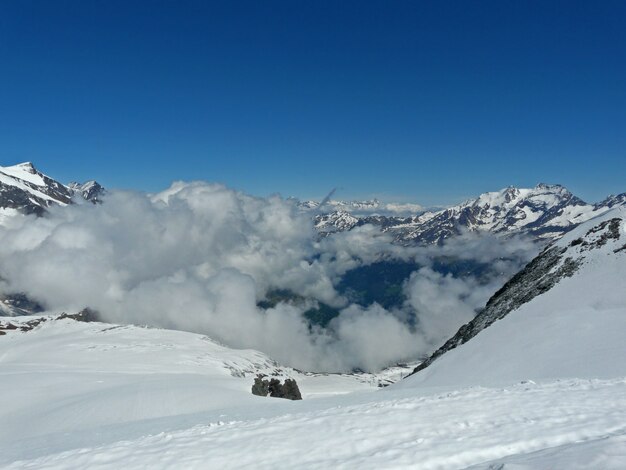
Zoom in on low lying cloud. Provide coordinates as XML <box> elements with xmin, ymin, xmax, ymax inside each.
<box><xmin>0</xmin><ymin>182</ymin><xmax>540</xmax><ymax>372</ymax></box>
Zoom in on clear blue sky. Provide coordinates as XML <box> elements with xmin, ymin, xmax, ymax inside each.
<box><xmin>1</xmin><ymin>1</ymin><xmax>625</xmax><ymax>205</ymax></box>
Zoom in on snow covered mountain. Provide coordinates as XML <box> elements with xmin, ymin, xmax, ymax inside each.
<box><xmin>0</xmin><ymin>162</ymin><xmax>103</xmax><ymax>218</ymax></box>
<box><xmin>403</xmin><ymin>205</ymin><xmax>626</xmax><ymax>387</ymax></box>
<box><xmin>313</xmin><ymin>210</ymin><xmax>361</xmax><ymax>234</ymax></box>
<box><xmin>68</xmin><ymin>180</ymin><xmax>105</xmax><ymax>202</ymax></box>
<box><xmin>310</xmin><ymin>184</ymin><xmax>626</xmax><ymax>244</ymax></box>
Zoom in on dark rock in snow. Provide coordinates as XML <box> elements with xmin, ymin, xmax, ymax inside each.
<box><xmin>251</xmin><ymin>375</ymin><xmax>302</xmax><ymax>400</ymax></box>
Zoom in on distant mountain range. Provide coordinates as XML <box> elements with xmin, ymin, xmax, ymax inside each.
<box><xmin>304</xmin><ymin>184</ymin><xmax>626</xmax><ymax>244</ymax></box>
<box><xmin>2</xmin><ymin>162</ymin><xmax>625</xmax><ymax>247</ymax></box>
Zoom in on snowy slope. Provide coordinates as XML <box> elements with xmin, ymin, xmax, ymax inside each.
<box><xmin>0</xmin><ymin>315</ymin><xmax>409</xmax><ymax>463</ymax></box>
<box><xmin>2</xmin><ymin>317</ymin><xmax>624</xmax><ymax>468</ymax></box>
<box><xmin>5</xmin><ymin>374</ymin><xmax>626</xmax><ymax>469</ymax></box>
<box><xmin>400</xmin><ymin>206</ymin><xmax>626</xmax><ymax>389</ymax></box>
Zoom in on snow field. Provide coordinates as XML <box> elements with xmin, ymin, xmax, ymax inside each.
<box><xmin>6</xmin><ymin>377</ymin><xmax>626</xmax><ymax>469</ymax></box>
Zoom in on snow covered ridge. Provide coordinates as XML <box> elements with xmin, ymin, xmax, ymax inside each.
<box><xmin>0</xmin><ymin>162</ymin><xmax>103</xmax><ymax>217</ymax></box>
<box><xmin>308</xmin><ymin>183</ymin><xmax>626</xmax><ymax>244</ymax></box>
<box><xmin>403</xmin><ymin>206</ymin><xmax>626</xmax><ymax>387</ymax></box>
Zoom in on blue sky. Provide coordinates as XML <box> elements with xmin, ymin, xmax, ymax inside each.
<box><xmin>1</xmin><ymin>1</ymin><xmax>625</xmax><ymax>206</ymax></box>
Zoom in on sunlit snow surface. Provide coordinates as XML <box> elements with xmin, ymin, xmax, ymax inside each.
<box><xmin>0</xmin><ymin>317</ymin><xmax>410</xmax><ymax>466</ymax></box>
<box><xmin>1</xmin><ymin>316</ymin><xmax>625</xmax><ymax>469</ymax></box>
<box><xmin>4</xmin><ymin>355</ymin><xmax>626</xmax><ymax>470</ymax></box>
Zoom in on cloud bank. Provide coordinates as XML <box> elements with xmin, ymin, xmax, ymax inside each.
<box><xmin>0</xmin><ymin>182</ymin><xmax>540</xmax><ymax>372</ymax></box>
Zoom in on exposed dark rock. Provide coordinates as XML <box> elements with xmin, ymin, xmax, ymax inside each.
<box><xmin>0</xmin><ymin>309</ymin><xmax>103</xmax><ymax>337</ymax></box>
<box><xmin>281</xmin><ymin>379</ymin><xmax>303</xmax><ymax>400</ymax></box>
<box><xmin>251</xmin><ymin>375</ymin><xmax>302</xmax><ymax>400</ymax></box>
<box><xmin>0</xmin><ymin>317</ymin><xmax>47</xmax><ymax>333</ymax></box>
<box><xmin>57</xmin><ymin>308</ymin><xmax>101</xmax><ymax>323</ymax></box>
<box><xmin>614</xmin><ymin>244</ymin><xmax>626</xmax><ymax>254</ymax></box>
<box><xmin>251</xmin><ymin>375</ymin><xmax>270</xmax><ymax>397</ymax></box>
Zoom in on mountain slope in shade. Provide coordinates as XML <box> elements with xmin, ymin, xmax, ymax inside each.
<box><xmin>399</xmin><ymin>206</ymin><xmax>626</xmax><ymax>389</ymax></box>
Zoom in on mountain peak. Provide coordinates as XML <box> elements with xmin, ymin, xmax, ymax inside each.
<box><xmin>13</xmin><ymin>162</ymin><xmax>36</xmax><ymax>173</ymax></box>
